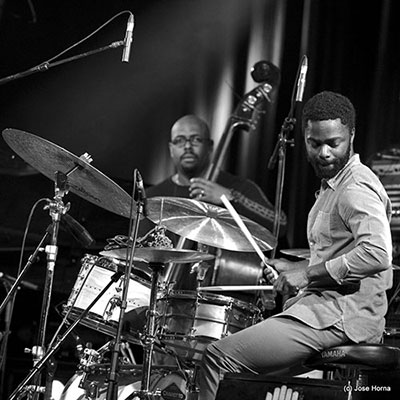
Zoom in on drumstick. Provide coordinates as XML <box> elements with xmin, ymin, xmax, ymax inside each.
<box><xmin>199</xmin><ymin>285</ymin><xmax>273</xmax><ymax>292</ymax></box>
<box><xmin>220</xmin><ymin>194</ymin><xmax>278</xmax><ymax>281</ymax></box>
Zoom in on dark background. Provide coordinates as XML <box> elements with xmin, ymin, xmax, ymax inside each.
<box><xmin>0</xmin><ymin>0</ymin><xmax>400</xmax><ymax>398</ymax></box>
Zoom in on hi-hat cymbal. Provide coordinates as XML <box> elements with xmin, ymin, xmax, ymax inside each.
<box><xmin>146</xmin><ymin>196</ymin><xmax>277</xmax><ymax>252</ymax></box>
<box><xmin>100</xmin><ymin>248</ymin><xmax>215</xmax><ymax>264</ymax></box>
<box><xmin>2</xmin><ymin>129</ymin><xmax>132</xmax><ymax>218</ymax></box>
<box><xmin>280</xmin><ymin>248</ymin><xmax>311</xmax><ymax>260</ymax></box>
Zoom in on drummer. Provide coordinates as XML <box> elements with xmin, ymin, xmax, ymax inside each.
<box><xmin>197</xmin><ymin>91</ymin><xmax>393</xmax><ymax>400</ymax></box>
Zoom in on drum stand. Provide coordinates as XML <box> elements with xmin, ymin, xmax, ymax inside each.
<box><xmin>135</xmin><ymin>263</ymin><xmax>201</xmax><ymax>400</ymax></box>
<box><xmin>132</xmin><ymin>261</ymin><xmax>165</xmax><ymax>400</ymax></box>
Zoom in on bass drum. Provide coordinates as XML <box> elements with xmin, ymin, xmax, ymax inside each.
<box><xmin>59</xmin><ymin>364</ymin><xmax>142</xmax><ymax>400</ymax></box>
<box><xmin>59</xmin><ymin>364</ymin><xmax>188</xmax><ymax>400</ymax></box>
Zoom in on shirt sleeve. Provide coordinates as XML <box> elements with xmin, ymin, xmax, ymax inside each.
<box><xmin>325</xmin><ymin>181</ymin><xmax>392</xmax><ymax>284</ymax></box>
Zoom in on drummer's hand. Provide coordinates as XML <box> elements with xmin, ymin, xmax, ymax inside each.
<box><xmin>189</xmin><ymin>177</ymin><xmax>231</xmax><ymax>205</ymax></box>
<box><xmin>267</xmin><ymin>258</ymin><xmax>309</xmax><ymax>295</ymax></box>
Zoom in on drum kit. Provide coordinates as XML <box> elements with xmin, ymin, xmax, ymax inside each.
<box><xmin>0</xmin><ymin>129</ymin><xmax>279</xmax><ymax>400</ymax></box>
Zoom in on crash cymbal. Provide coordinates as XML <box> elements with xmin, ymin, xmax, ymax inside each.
<box><xmin>280</xmin><ymin>248</ymin><xmax>311</xmax><ymax>260</ymax></box>
<box><xmin>2</xmin><ymin>129</ymin><xmax>132</xmax><ymax>218</ymax></box>
<box><xmin>100</xmin><ymin>247</ymin><xmax>215</xmax><ymax>264</ymax></box>
<box><xmin>146</xmin><ymin>196</ymin><xmax>277</xmax><ymax>252</ymax></box>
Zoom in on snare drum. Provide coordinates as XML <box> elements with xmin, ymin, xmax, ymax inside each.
<box><xmin>157</xmin><ymin>290</ymin><xmax>262</xmax><ymax>362</ymax></box>
<box><xmin>64</xmin><ymin>254</ymin><xmax>151</xmax><ymax>343</ymax></box>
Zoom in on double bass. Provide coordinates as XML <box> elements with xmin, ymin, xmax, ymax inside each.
<box><xmin>168</xmin><ymin>61</ymin><xmax>281</xmax><ymax>303</ymax></box>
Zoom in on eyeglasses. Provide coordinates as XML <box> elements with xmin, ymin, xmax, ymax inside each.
<box><xmin>170</xmin><ymin>135</ymin><xmax>208</xmax><ymax>147</ymax></box>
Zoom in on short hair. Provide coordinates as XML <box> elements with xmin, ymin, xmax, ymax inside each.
<box><xmin>302</xmin><ymin>91</ymin><xmax>356</xmax><ymax>132</ymax></box>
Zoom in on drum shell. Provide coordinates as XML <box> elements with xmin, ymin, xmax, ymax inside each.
<box><xmin>164</xmin><ymin>248</ymin><xmax>265</xmax><ymax>304</ymax></box>
<box><xmin>157</xmin><ymin>290</ymin><xmax>262</xmax><ymax>362</ymax></box>
<box><xmin>63</xmin><ymin>254</ymin><xmax>151</xmax><ymax>343</ymax></box>
<box><xmin>211</xmin><ymin>249</ymin><xmax>264</xmax><ymax>286</ymax></box>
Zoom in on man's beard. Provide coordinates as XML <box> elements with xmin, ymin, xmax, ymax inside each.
<box><xmin>307</xmin><ymin>144</ymin><xmax>351</xmax><ymax>180</ymax></box>
<box><xmin>180</xmin><ymin>152</ymin><xmax>202</xmax><ymax>177</ymax></box>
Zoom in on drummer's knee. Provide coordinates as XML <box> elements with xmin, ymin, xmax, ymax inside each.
<box><xmin>202</xmin><ymin>340</ymin><xmax>224</xmax><ymax>370</ymax></box>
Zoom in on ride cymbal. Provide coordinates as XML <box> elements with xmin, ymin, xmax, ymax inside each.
<box><xmin>145</xmin><ymin>196</ymin><xmax>277</xmax><ymax>252</ymax></box>
<box><xmin>2</xmin><ymin>129</ymin><xmax>132</xmax><ymax>218</ymax></box>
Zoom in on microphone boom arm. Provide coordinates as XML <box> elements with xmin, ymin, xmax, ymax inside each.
<box><xmin>0</xmin><ymin>41</ymin><xmax>124</xmax><ymax>86</ymax></box>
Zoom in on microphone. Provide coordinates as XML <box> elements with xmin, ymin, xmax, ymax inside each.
<box><xmin>295</xmin><ymin>55</ymin><xmax>308</xmax><ymax>102</ymax></box>
<box><xmin>60</xmin><ymin>213</ymin><xmax>95</xmax><ymax>248</ymax></box>
<box><xmin>0</xmin><ymin>272</ymin><xmax>39</xmax><ymax>291</ymax></box>
<box><xmin>122</xmin><ymin>14</ymin><xmax>135</xmax><ymax>63</ymax></box>
<box><xmin>136</xmin><ymin>170</ymin><xmax>148</xmax><ymax>217</ymax></box>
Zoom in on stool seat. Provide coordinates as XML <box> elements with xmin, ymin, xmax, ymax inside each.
<box><xmin>305</xmin><ymin>344</ymin><xmax>400</xmax><ymax>371</ymax></box>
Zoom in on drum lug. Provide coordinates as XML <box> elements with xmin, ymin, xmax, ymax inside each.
<box><xmin>103</xmin><ymin>295</ymin><xmax>122</xmax><ymax>321</ymax></box>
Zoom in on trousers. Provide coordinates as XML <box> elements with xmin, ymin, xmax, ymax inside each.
<box><xmin>197</xmin><ymin>315</ymin><xmax>350</xmax><ymax>400</ymax></box>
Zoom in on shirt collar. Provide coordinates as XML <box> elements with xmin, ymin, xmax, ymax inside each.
<box><xmin>322</xmin><ymin>154</ymin><xmax>359</xmax><ymax>191</ymax></box>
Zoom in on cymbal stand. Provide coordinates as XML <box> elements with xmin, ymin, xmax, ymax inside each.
<box><xmin>132</xmin><ymin>261</ymin><xmax>164</xmax><ymax>400</ymax></box>
<box><xmin>105</xmin><ymin>196</ymin><xmax>144</xmax><ymax>400</ymax></box>
<box><xmin>8</xmin><ymin>270</ymin><xmax>123</xmax><ymax>400</ymax></box>
<box><xmin>29</xmin><ymin>171</ymin><xmax>70</xmax><ymax>400</ymax></box>
<box><xmin>10</xmin><ymin>158</ymin><xmax>92</xmax><ymax>399</ymax></box>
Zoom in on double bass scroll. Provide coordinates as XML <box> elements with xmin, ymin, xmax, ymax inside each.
<box><xmin>205</xmin><ymin>71</ymin><xmax>279</xmax><ymax>182</ymax></box>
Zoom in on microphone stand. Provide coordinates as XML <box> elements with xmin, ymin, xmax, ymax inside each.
<box><xmin>267</xmin><ymin>114</ymin><xmax>295</xmax><ymax>259</ymax></box>
<box><xmin>0</xmin><ymin>231</ymin><xmax>49</xmax><ymax>316</ymax></box>
<box><xmin>105</xmin><ymin>185</ymin><xmax>144</xmax><ymax>400</ymax></box>
<box><xmin>0</xmin><ymin>230</ymin><xmax>49</xmax><ymax>400</ymax></box>
<box><xmin>0</xmin><ymin>41</ymin><xmax>123</xmax><ymax>86</ymax></box>
<box><xmin>8</xmin><ymin>270</ymin><xmax>123</xmax><ymax>400</ymax></box>
<box><xmin>268</xmin><ymin>57</ymin><xmax>306</xmax><ymax>258</ymax></box>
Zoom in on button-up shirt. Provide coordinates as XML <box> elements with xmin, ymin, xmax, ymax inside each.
<box><xmin>279</xmin><ymin>154</ymin><xmax>393</xmax><ymax>343</ymax></box>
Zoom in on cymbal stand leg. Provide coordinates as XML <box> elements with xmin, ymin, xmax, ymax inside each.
<box><xmin>7</xmin><ymin>272</ymin><xmax>123</xmax><ymax>400</ymax></box>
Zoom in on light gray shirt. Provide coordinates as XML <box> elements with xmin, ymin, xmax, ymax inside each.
<box><xmin>280</xmin><ymin>154</ymin><xmax>393</xmax><ymax>343</ymax></box>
